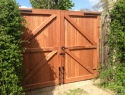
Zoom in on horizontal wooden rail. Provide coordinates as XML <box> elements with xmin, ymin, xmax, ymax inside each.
<box><xmin>25</xmin><ymin>47</ymin><xmax>58</xmax><ymax>52</ymax></box>
<box><xmin>66</xmin><ymin>45</ymin><xmax>97</xmax><ymax>50</ymax></box>
<box><xmin>23</xmin><ymin>50</ymin><xmax>57</xmax><ymax>83</ymax></box>
<box><xmin>84</xmin><ymin>12</ymin><xmax>101</xmax><ymax>15</ymax></box>
<box><xmin>65</xmin><ymin>49</ymin><xmax>93</xmax><ymax>74</ymax></box>
<box><xmin>21</xmin><ymin>12</ymin><xmax>51</xmax><ymax>15</ymax></box>
<box><xmin>64</xmin><ymin>15</ymin><xmax>96</xmax><ymax>45</ymax></box>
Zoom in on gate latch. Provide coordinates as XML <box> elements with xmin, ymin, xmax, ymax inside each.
<box><xmin>61</xmin><ymin>46</ymin><xmax>67</xmax><ymax>50</ymax></box>
<box><xmin>60</xmin><ymin>52</ymin><xmax>65</xmax><ymax>55</ymax></box>
<box><xmin>59</xmin><ymin>67</ymin><xmax>64</xmax><ymax>74</ymax></box>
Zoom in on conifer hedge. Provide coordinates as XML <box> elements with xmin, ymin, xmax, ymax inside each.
<box><xmin>0</xmin><ymin>0</ymin><xmax>24</xmax><ymax>94</ymax></box>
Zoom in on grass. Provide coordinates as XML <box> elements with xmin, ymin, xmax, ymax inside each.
<box><xmin>64</xmin><ymin>88</ymin><xmax>89</xmax><ymax>95</ymax></box>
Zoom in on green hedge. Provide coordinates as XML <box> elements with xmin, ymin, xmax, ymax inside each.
<box><xmin>0</xmin><ymin>0</ymin><xmax>24</xmax><ymax>94</ymax></box>
<box><xmin>100</xmin><ymin>0</ymin><xmax>125</xmax><ymax>94</ymax></box>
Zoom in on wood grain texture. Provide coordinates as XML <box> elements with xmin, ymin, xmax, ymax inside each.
<box><xmin>63</xmin><ymin>11</ymin><xmax>99</xmax><ymax>83</ymax></box>
<box><xmin>25</xmin><ymin>47</ymin><xmax>57</xmax><ymax>52</ymax></box>
<box><xmin>22</xmin><ymin>10</ymin><xmax>60</xmax><ymax>89</ymax></box>
<box><xmin>66</xmin><ymin>45</ymin><xmax>97</xmax><ymax>50</ymax></box>
<box><xmin>24</xmin><ymin>15</ymin><xmax>56</xmax><ymax>41</ymax></box>
<box><xmin>22</xmin><ymin>9</ymin><xmax>100</xmax><ymax>90</ymax></box>
<box><xmin>23</xmin><ymin>50</ymin><xmax>57</xmax><ymax>83</ymax></box>
<box><xmin>65</xmin><ymin>49</ymin><xmax>93</xmax><ymax>74</ymax></box>
<box><xmin>64</xmin><ymin>15</ymin><xmax>96</xmax><ymax>45</ymax></box>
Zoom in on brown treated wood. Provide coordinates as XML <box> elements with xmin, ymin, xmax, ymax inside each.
<box><xmin>20</xmin><ymin>8</ymin><xmax>57</xmax><ymax>15</ymax></box>
<box><xmin>22</xmin><ymin>10</ymin><xmax>60</xmax><ymax>90</ymax></box>
<box><xmin>95</xmin><ymin>16</ymin><xmax>100</xmax><ymax>76</ymax></box>
<box><xmin>60</xmin><ymin>11</ymin><xmax>65</xmax><ymax>84</ymax></box>
<box><xmin>66</xmin><ymin>45</ymin><xmax>97</xmax><ymax>50</ymax></box>
<box><xmin>64</xmin><ymin>75</ymin><xmax>94</xmax><ymax>83</ymax></box>
<box><xmin>22</xmin><ymin>9</ymin><xmax>100</xmax><ymax>90</ymax></box>
<box><xmin>25</xmin><ymin>47</ymin><xmax>57</xmax><ymax>52</ymax></box>
<box><xmin>64</xmin><ymin>15</ymin><xmax>96</xmax><ymax>45</ymax></box>
<box><xmin>84</xmin><ymin>12</ymin><xmax>101</xmax><ymax>15</ymax></box>
<box><xmin>24</xmin><ymin>80</ymin><xmax>59</xmax><ymax>90</ymax></box>
<box><xmin>65</xmin><ymin>49</ymin><xmax>93</xmax><ymax>74</ymax></box>
<box><xmin>24</xmin><ymin>15</ymin><xmax>56</xmax><ymax>41</ymax></box>
<box><xmin>64</xmin><ymin>11</ymin><xmax>101</xmax><ymax>16</ymax></box>
<box><xmin>63</xmin><ymin>11</ymin><xmax>99</xmax><ymax>84</ymax></box>
<box><xmin>23</xmin><ymin>50</ymin><xmax>57</xmax><ymax>83</ymax></box>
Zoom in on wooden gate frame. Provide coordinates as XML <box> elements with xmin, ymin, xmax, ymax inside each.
<box><xmin>20</xmin><ymin>8</ymin><xmax>100</xmax><ymax>90</ymax></box>
<box><xmin>60</xmin><ymin>11</ymin><xmax>100</xmax><ymax>84</ymax></box>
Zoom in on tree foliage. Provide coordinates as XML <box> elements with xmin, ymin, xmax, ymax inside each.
<box><xmin>30</xmin><ymin>0</ymin><xmax>74</xmax><ymax>10</ymax></box>
<box><xmin>100</xmin><ymin>0</ymin><xmax>125</xmax><ymax>94</ymax></box>
<box><xmin>93</xmin><ymin>0</ymin><xmax>113</xmax><ymax>12</ymax></box>
<box><xmin>80</xmin><ymin>8</ymin><xmax>91</xmax><ymax>12</ymax></box>
<box><xmin>0</xmin><ymin>0</ymin><xmax>24</xmax><ymax>94</ymax></box>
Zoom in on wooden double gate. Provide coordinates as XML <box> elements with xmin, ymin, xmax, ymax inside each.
<box><xmin>21</xmin><ymin>9</ymin><xmax>100</xmax><ymax>90</ymax></box>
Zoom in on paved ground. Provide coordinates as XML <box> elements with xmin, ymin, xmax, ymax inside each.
<box><xmin>26</xmin><ymin>80</ymin><xmax>114</xmax><ymax>95</ymax></box>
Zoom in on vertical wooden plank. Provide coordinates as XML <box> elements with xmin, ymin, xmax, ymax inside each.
<box><xmin>92</xmin><ymin>17</ymin><xmax>97</xmax><ymax>73</ymax></box>
<box><xmin>96</xmin><ymin>16</ymin><xmax>100</xmax><ymax>76</ymax></box>
<box><xmin>93</xmin><ymin>15</ymin><xmax>100</xmax><ymax>76</ymax></box>
<box><xmin>55</xmin><ymin>10</ymin><xmax>61</xmax><ymax>84</ymax></box>
<box><xmin>60</xmin><ymin>10</ymin><xmax>65</xmax><ymax>84</ymax></box>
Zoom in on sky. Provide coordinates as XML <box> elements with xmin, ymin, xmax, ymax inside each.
<box><xmin>16</xmin><ymin>0</ymin><xmax>100</xmax><ymax>10</ymax></box>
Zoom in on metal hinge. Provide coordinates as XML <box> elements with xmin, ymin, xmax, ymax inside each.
<box><xmin>93</xmin><ymin>68</ymin><xmax>97</xmax><ymax>70</ymax></box>
<box><xmin>20</xmin><ymin>10</ymin><xmax>32</xmax><ymax>13</ymax></box>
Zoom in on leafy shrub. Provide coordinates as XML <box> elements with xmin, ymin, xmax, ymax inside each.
<box><xmin>0</xmin><ymin>0</ymin><xmax>24</xmax><ymax>94</ymax></box>
<box><xmin>100</xmin><ymin>0</ymin><xmax>125</xmax><ymax>94</ymax></box>
<box><xmin>30</xmin><ymin>0</ymin><xmax>74</xmax><ymax>10</ymax></box>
